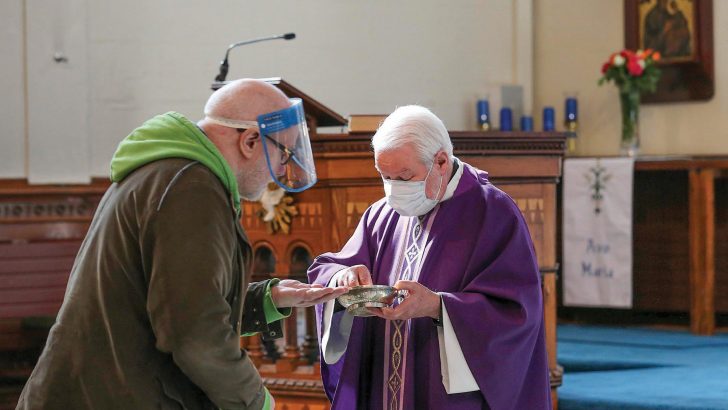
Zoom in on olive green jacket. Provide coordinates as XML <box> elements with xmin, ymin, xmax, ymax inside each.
<box><xmin>17</xmin><ymin>114</ymin><xmax>284</xmax><ymax>410</ymax></box>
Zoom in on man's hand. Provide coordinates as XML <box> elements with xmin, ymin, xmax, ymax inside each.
<box><xmin>335</xmin><ymin>264</ymin><xmax>373</xmax><ymax>287</ymax></box>
<box><xmin>369</xmin><ymin>280</ymin><xmax>440</xmax><ymax>321</ymax></box>
<box><xmin>271</xmin><ymin>279</ymin><xmax>347</xmax><ymax>308</ymax></box>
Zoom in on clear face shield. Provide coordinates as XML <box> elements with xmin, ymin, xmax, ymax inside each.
<box><xmin>257</xmin><ymin>98</ymin><xmax>317</xmax><ymax>192</ymax></box>
<box><xmin>205</xmin><ymin>97</ymin><xmax>317</xmax><ymax>193</ymax></box>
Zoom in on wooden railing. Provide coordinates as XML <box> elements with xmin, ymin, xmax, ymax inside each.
<box><xmin>0</xmin><ymin>179</ymin><xmax>107</xmax><ymax>410</ymax></box>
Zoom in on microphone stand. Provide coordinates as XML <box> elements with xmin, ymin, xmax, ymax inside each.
<box><xmin>214</xmin><ymin>33</ymin><xmax>296</xmax><ymax>83</ymax></box>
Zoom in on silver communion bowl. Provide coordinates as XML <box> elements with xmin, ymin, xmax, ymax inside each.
<box><xmin>337</xmin><ymin>285</ymin><xmax>402</xmax><ymax>317</ymax></box>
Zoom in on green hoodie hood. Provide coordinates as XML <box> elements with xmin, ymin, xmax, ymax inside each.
<box><xmin>110</xmin><ymin>112</ymin><xmax>241</xmax><ymax>214</ymax></box>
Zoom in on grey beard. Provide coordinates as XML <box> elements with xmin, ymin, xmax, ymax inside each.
<box><xmin>240</xmin><ymin>184</ymin><xmax>266</xmax><ymax>202</ymax></box>
<box><xmin>237</xmin><ymin>165</ymin><xmax>271</xmax><ymax>202</ymax></box>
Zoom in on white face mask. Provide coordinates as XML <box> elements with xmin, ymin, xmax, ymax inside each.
<box><xmin>382</xmin><ymin>160</ymin><xmax>443</xmax><ymax>217</ymax></box>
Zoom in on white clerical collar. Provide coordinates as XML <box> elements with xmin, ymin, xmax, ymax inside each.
<box><xmin>440</xmin><ymin>157</ymin><xmax>464</xmax><ymax>203</ymax></box>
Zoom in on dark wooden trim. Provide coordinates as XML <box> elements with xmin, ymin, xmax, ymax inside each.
<box><xmin>311</xmin><ymin>177</ymin><xmax>562</xmax><ymax>189</ymax></box>
<box><xmin>489</xmin><ymin>177</ymin><xmax>563</xmax><ymax>185</ymax></box>
<box><xmin>635</xmin><ymin>156</ymin><xmax>728</xmax><ymax>171</ymax></box>
<box><xmin>540</xmin><ymin>265</ymin><xmax>560</xmax><ymax>275</ymax></box>
<box><xmin>313</xmin><ymin>132</ymin><xmax>567</xmax><ymax>156</ymax></box>
<box><xmin>451</xmin><ymin>135</ymin><xmax>567</xmax><ymax>156</ymax></box>
<box><xmin>688</xmin><ymin>168</ymin><xmax>715</xmax><ymax>335</ymax></box>
<box><xmin>212</xmin><ymin>77</ymin><xmax>347</xmax><ymax>127</ymax></box>
<box><xmin>0</xmin><ymin>178</ymin><xmax>109</xmax><ymax>196</ymax></box>
<box><xmin>0</xmin><ymin>179</ymin><xmax>108</xmax><ymax>225</ymax></box>
<box><xmin>262</xmin><ymin>376</ymin><xmax>325</xmax><ymax>395</ymax></box>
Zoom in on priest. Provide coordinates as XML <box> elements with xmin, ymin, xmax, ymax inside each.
<box><xmin>308</xmin><ymin>105</ymin><xmax>551</xmax><ymax>409</ymax></box>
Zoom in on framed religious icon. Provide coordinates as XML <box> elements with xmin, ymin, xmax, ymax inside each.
<box><xmin>624</xmin><ymin>0</ymin><xmax>714</xmax><ymax>103</ymax></box>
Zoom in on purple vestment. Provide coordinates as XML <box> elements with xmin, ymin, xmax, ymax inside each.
<box><xmin>308</xmin><ymin>163</ymin><xmax>551</xmax><ymax>410</ymax></box>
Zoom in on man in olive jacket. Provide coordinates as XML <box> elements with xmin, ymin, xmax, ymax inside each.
<box><xmin>16</xmin><ymin>79</ymin><xmax>344</xmax><ymax>410</ymax></box>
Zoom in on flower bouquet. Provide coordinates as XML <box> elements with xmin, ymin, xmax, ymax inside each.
<box><xmin>598</xmin><ymin>49</ymin><xmax>661</xmax><ymax>156</ymax></box>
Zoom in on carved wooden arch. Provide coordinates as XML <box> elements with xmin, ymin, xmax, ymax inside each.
<box><xmin>285</xmin><ymin>240</ymin><xmax>315</xmax><ymax>261</ymax></box>
<box><xmin>285</xmin><ymin>241</ymin><xmax>315</xmax><ymax>280</ymax></box>
<box><xmin>251</xmin><ymin>240</ymin><xmax>279</xmax><ymax>280</ymax></box>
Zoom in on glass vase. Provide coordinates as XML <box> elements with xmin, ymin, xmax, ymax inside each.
<box><xmin>619</xmin><ymin>89</ymin><xmax>640</xmax><ymax>157</ymax></box>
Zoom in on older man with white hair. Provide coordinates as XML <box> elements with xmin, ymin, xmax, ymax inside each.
<box><xmin>308</xmin><ymin>105</ymin><xmax>551</xmax><ymax>409</ymax></box>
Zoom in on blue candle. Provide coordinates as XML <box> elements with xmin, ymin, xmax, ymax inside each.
<box><xmin>520</xmin><ymin>115</ymin><xmax>534</xmax><ymax>131</ymax></box>
<box><xmin>565</xmin><ymin>97</ymin><xmax>578</xmax><ymax>122</ymax></box>
<box><xmin>477</xmin><ymin>99</ymin><xmax>490</xmax><ymax>126</ymax></box>
<box><xmin>500</xmin><ymin>107</ymin><xmax>513</xmax><ymax>131</ymax></box>
<box><xmin>543</xmin><ymin>107</ymin><xmax>555</xmax><ymax>131</ymax></box>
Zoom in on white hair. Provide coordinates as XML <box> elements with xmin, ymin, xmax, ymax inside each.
<box><xmin>371</xmin><ymin>105</ymin><xmax>453</xmax><ymax>166</ymax></box>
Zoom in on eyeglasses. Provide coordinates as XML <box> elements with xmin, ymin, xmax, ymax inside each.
<box><xmin>264</xmin><ymin>135</ymin><xmax>294</xmax><ymax>166</ymax></box>
<box><xmin>236</xmin><ymin>128</ymin><xmax>293</xmax><ymax>166</ymax></box>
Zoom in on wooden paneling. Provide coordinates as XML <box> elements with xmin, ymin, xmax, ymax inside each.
<box><xmin>714</xmin><ymin>179</ymin><xmax>728</xmax><ymax>313</ymax></box>
<box><xmin>0</xmin><ymin>240</ymin><xmax>81</xmax><ymax>317</ymax></box>
<box><xmin>634</xmin><ymin>158</ymin><xmax>728</xmax><ymax>335</ymax></box>
<box><xmin>0</xmin><ymin>180</ymin><xmax>104</xmax><ymax>355</ymax></box>
<box><xmin>632</xmin><ymin>171</ymin><xmax>690</xmax><ymax>311</ymax></box>
<box><xmin>0</xmin><ymin>320</ymin><xmax>31</xmax><ymax>352</ymax></box>
<box><xmin>465</xmin><ymin>156</ymin><xmax>562</xmax><ymax>180</ymax></box>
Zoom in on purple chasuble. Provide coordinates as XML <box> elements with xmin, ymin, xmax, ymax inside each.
<box><xmin>308</xmin><ymin>163</ymin><xmax>551</xmax><ymax>410</ymax></box>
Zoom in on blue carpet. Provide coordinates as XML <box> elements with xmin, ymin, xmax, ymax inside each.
<box><xmin>559</xmin><ymin>324</ymin><xmax>728</xmax><ymax>349</ymax></box>
<box><xmin>557</xmin><ymin>325</ymin><xmax>728</xmax><ymax>410</ymax></box>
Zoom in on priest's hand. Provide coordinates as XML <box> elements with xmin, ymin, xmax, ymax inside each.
<box><xmin>335</xmin><ymin>264</ymin><xmax>373</xmax><ymax>287</ymax></box>
<box><xmin>370</xmin><ymin>280</ymin><xmax>441</xmax><ymax>321</ymax></box>
<box><xmin>271</xmin><ymin>279</ymin><xmax>348</xmax><ymax>308</ymax></box>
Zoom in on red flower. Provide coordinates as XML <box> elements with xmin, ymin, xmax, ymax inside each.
<box><xmin>599</xmin><ymin>48</ymin><xmax>660</xmax><ymax>94</ymax></box>
<box><xmin>627</xmin><ymin>59</ymin><xmax>644</xmax><ymax>76</ymax></box>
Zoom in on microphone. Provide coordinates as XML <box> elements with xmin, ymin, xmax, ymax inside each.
<box><xmin>214</xmin><ymin>33</ymin><xmax>296</xmax><ymax>82</ymax></box>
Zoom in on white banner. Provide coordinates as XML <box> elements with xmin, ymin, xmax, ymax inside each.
<box><xmin>563</xmin><ymin>157</ymin><xmax>634</xmax><ymax>308</ymax></box>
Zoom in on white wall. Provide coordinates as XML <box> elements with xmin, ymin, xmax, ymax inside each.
<box><xmin>5</xmin><ymin>1</ymin><xmax>726</xmax><ymax>181</ymax></box>
<box><xmin>534</xmin><ymin>0</ymin><xmax>728</xmax><ymax>156</ymax></box>
<box><xmin>26</xmin><ymin>0</ymin><xmax>89</xmax><ymax>183</ymax></box>
<box><xmin>0</xmin><ymin>0</ymin><xmax>530</xmax><ymax>180</ymax></box>
<box><xmin>0</xmin><ymin>0</ymin><xmax>26</xmax><ymax>178</ymax></box>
